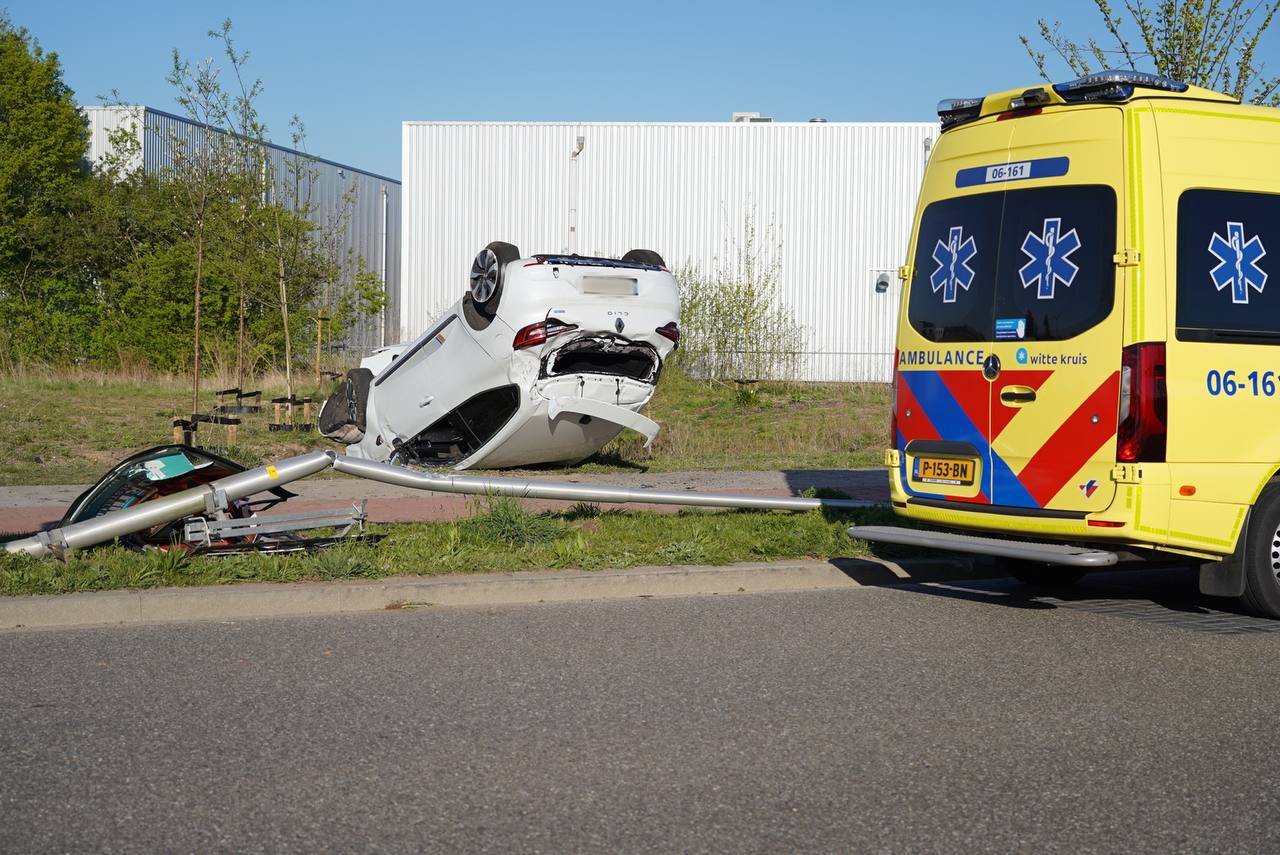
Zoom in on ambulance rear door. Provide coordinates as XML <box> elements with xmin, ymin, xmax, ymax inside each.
<box><xmin>982</xmin><ymin>107</ymin><xmax>1125</xmax><ymax>514</ymax></box>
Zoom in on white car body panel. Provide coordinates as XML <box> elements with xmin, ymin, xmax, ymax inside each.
<box><xmin>326</xmin><ymin>252</ymin><xmax>679</xmax><ymax>470</ymax></box>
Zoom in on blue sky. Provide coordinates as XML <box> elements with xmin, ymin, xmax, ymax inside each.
<box><xmin>13</xmin><ymin>1</ymin><xmax>1124</xmax><ymax>179</ymax></box>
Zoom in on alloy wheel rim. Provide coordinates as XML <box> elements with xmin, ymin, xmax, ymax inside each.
<box><xmin>470</xmin><ymin>249</ymin><xmax>499</xmax><ymax>302</ymax></box>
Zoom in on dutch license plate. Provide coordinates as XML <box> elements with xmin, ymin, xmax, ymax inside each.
<box><xmin>913</xmin><ymin>456</ymin><xmax>975</xmax><ymax>486</ymax></box>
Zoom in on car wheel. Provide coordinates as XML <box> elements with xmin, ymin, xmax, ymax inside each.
<box><xmin>1007</xmin><ymin>561</ymin><xmax>1087</xmax><ymax>589</ymax></box>
<box><xmin>621</xmin><ymin>249</ymin><xmax>666</xmax><ymax>268</ymax></box>
<box><xmin>469</xmin><ymin>241</ymin><xmax>521</xmax><ymax>307</ymax></box>
<box><xmin>1239</xmin><ymin>481</ymin><xmax>1280</xmax><ymax>618</ymax></box>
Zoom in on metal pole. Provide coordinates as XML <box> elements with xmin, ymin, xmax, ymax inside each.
<box><xmin>5</xmin><ymin>452</ymin><xmax>876</xmax><ymax>558</ymax></box>
<box><xmin>5</xmin><ymin>451</ymin><xmax>335</xmax><ymax>558</ymax></box>
<box><xmin>380</xmin><ymin>183</ymin><xmax>388</xmax><ymax>349</ymax></box>
<box><xmin>567</xmin><ymin>135</ymin><xmax>585</xmax><ymax>254</ymax></box>
<box><xmin>331</xmin><ymin>455</ymin><xmax>875</xmax><ymax>513</ymax></box>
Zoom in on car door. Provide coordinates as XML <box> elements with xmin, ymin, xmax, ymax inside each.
<box><xmin>370</xmin><ymin>313</ymin><xmax>496</xmax><ymax>444</ymax></box>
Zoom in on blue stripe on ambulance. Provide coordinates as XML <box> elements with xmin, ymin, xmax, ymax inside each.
<box><xmin>899</xmin><ymin>371</ymin><xmax>1040</xmax><ymax>508</ymax></box>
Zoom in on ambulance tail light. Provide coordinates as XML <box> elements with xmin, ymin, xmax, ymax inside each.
<box><xmin>889</xmin><ymin>349</ymin><xmax>900</xmax><ymax>448</ymax></box>
<box><xmin>1117</xmin><ymin>343</ymin><xmax>1166</xmax><ymax>463</ymax></box>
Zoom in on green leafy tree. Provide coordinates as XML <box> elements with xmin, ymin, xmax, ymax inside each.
<box><xmin>0</xmin><ymin>13</ymin><xmax>383</xmax><ymax>382</ymax></box>
<box><xmin>0</xmin><ymin>12</ymin><xmax>88</xmax><ymax>362</ymax></box>
<box><xmin>1022</xmin><ymin>1</ymin><xmax>1280</xmax><ymax>104</ymax></box>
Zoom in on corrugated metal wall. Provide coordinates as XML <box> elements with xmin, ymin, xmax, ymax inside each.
<box><xmin>402</xmin><ymin>121</ymin><xmax>937</xmax><ymax>382</ymax></box>
<box><xmin>84</xmin><ymin>105</ymin><xmax>145</xmax><ymax>173</ymax></box>
<box><xmin>83</xmin><ymin>105</ymin><xmax>401</xmax><ymax>353</ymax></box>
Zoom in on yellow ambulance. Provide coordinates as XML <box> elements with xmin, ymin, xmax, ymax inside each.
<box><xmin>850</xmin><ymin>70</ymin><xmax>1280</xmax><ymax>617</ymax></box>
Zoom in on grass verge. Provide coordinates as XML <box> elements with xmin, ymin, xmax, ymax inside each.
<box><xmin>0</xmin><ymin>498</ymin><xmax>917</xmax><ymax>598</ymax></box>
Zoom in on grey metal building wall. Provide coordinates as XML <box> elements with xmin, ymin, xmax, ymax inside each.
<box><xmin>84</xmin><ymin>105</ymin><xmax>401</xmax><ymax>352</ymax></box>
<box><xmin>401</xmin><ymin>120</ymin><xmax>937</xmax><ymax>382</ymax></box>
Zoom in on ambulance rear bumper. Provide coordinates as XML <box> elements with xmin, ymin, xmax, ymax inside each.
<box><xmin>847</xmin><ymin>525</ymin><xmax>1120</xmax><ymax>567</ymax></box>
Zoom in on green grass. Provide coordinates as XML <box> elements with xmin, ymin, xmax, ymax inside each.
<box><xmin>0</xmin><ymin>366</ymin><xmax>890</xmax><ymax>484</ymax></box>
<box><xmin>584</xmin><ymin>369</ymin><xmax>889</xmax><ymax>473</ymax></box>
<box><xmin>0</xmin><ymin>498</ymin><xmax>916</xmax><ymax>598</ymax></box>
<box><xmin>0</xmin><ymin>367</ymin><xmax>333</xmax><ymax>485</ymax></box>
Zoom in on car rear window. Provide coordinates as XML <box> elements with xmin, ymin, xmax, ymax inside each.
<box><xmin>908</xmin><ymin>185</ymin><xmax>1117</xmax><ymax>342</ymax></box>
<box><xmin>1176</xmin><ymin>189</ymin><xmax>1280</xmax><ymax>343</ymax></box>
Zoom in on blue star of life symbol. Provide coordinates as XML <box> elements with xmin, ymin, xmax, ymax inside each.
<box><xmin>1019</xmin><ymin>217</ymin><xmax>1081</xmax><ymax>299</ymax></box>
<box><xmin>1208</xmin><ymin>221</ymin><xmax>1267</xmax><ymax>304</ymax></box>
<box><xmin>930</xmin><ymin>225</ymin><xmax>977</xmax><ymax>304</ymax></box>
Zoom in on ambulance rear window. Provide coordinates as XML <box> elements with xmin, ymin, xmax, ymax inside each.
<box><xmin>1176</xmin><ymin>189</ymin><xmax>1280</xmax><ymax>344</ymax></box>
<box><xmin>908</xmin><ymin>185</ymin><xmax>1117</xmax><ymax>342</ymax></box>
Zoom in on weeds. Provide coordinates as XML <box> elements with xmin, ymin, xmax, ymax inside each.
<box><xmin>463</xmin><ymin>496</ymin><xmax>567</xmax><ymax>546</ymax></box>
<box><xmin>564</xmin><ymin>502</ymin><xmax>602</xmax><ymax>520</ymax></box>
<box><xmin>551</xmin><ymin>531</ymin><xmax>589</xmax><ymax>568</ymax></box>
<box><xmin>675</xmin><ymin>213</ymin><xmax>806</xmax><ymax>382</ymax></box>
<box><xmin>656</xmin><ymin>531</ymin><xmax>710</xmax><ymax>564</ymax></box>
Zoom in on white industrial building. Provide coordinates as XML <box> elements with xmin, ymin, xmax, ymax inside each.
<box><xmin>401</xmin><ymin>120</ymin><xmax>937</xmax><ymax>382</ymax></box>
<box><xmin>84</xmin><ymin>105</ymin><xmax>401</xmax><ymax>352</ymax></box>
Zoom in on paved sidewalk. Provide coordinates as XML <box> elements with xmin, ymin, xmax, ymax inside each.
<box><xmin>0</xmin><ymin>468</ymin><xmax>890</xmax><ymax>534</ymax></box>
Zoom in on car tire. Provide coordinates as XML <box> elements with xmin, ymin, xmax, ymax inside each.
<box><xmin>318</xmin><ymin>368</ymin><xmax>373</xmax><ymax>444</ymax></box>
<box><xmin>622</xmin><ymin>249</ymin><xmax>666</xmax><ymax>268</ymax></box>
<box><xmin>1007</xmin><ymin>561</ymin><xmax>1087</xmax><ymax>589</ymax></box>
<box><xmin>469</xmin><ymin>241</ymin><xmax>521</xmax><ymax>307</ymax></box>
<box><xmin>1239</xmin><ymin>481</ymin><xmax>1280</xmax><ymax>618</ymax></box>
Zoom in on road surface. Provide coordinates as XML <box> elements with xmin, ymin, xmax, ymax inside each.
<box><xmin>3</xmin><ymin>566</ymin><xmax>1279</xmax><ymax>852</ymax></box>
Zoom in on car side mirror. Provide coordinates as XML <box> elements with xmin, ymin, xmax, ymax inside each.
<box><xmin>874</xmin><ymin>272</ymin><xmax>893</xmax><ymax>294</ymax></box>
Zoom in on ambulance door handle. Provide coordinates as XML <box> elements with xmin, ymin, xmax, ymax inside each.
<box><xmin>1000</xmin><ymin>386</ymin><xmax>1037</xmax><ymax>405</ymax></box>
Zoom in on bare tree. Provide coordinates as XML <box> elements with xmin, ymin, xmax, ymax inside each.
<box><xmin>262</xmin><ymin>116</ymin><xmax>322</xmax><ymax>402</ymax></box>
<box><xmin>211</xmin><ymin>19</ymin><xmax>266</xmax><ymax>391</ymax></box>
<box><xmin>1022</xmin><ymin>1</ymin><xmax>1280</xmax><ymax>104</ymax></box>
<box><xmin>165</xmin><ymin>41</ymin><xmax>236</xmax><ymax>415</ymax></box>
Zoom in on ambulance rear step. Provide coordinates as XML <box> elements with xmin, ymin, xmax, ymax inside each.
<box><xmin>846</xmin><ymin>526</ymin><xmax>1119</xmax><ymax>567</ymax></box>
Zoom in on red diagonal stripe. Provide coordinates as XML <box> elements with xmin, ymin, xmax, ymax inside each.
<box><xmin>1017</xmin><ymin>371</ymin><xmax>1120</xmax><ymax>507</ymax></box>
<box><xmin>990</xmin><ymin>369</ymin><xmax>1054</xmax><ymax>438</ymax></box>
<box><xmin>937</xmin><ymin>370</ymin><xmax>991</xmax><ymax>437</ymax></box>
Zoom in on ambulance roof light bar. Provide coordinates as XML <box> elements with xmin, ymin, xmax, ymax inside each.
<box><xmin>937</xmin><ymin>96</ymin><xmax>984</xmax><ymax>130</ymax></box>
<box><xmin>938</xmin><ymin>70</ymin><xmax>1190</xmax><ymax>132</ymax></box>
<box><xmin>1053</xmin><ymin>69</ymin><xmax>1188</xmax><ymax>103</ymax></box>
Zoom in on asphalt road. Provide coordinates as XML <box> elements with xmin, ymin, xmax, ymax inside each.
<box><xmin>4</xmin><ymin>567</ymin><xmax>1280</xmax><ymax>853</ymax></box>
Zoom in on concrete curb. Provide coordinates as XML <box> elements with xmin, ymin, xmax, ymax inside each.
<box><xmin>0</xmin><ymin>559</ymin><xmax>918</xmax><ymax>632</ymax></box>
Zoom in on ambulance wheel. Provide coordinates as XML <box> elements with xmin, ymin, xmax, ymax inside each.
<box><xmin>1239</xmin><ymin>482</ymin><xmax>1280</xmax><ymax>619</ymax></box>
<box><xmin>469</xmin><ymin>241</ymin><xmax>521</xmax><ymax>307</ymax></box>
<box><xmin>1007</xmin><ymin>561</ymin><xmax>1087</xmax><ymax>589</ymax></box>
<box><xmin>621</xmin><ymin>248</ymin><xmax>666</xmax><ymax>268</ymax></box>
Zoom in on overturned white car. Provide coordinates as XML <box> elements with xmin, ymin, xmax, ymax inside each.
<box><xmin>320</xmin><ymin>242</ymin><xmax>680</xmax><ymax>469</ymax></box>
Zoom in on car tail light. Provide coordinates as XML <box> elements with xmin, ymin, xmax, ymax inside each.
<box><xmin>513</xmin><ymin>318</ymin><xmax>578</xmax><ymax>350</ymax></box>
<box><xmin>1117</xmin><ymin>342</ymin><xmax>1166</xmax><ymax>462</ymax></box>
<box><xmin>889</xmin><ymin>348</ymin><xmax>900</xmax><ymax>448</ymax></box>
<box><xmin>656</xmin><ymin>322</ymin><xmax>679</xmax><ymax>345</ymax></box>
